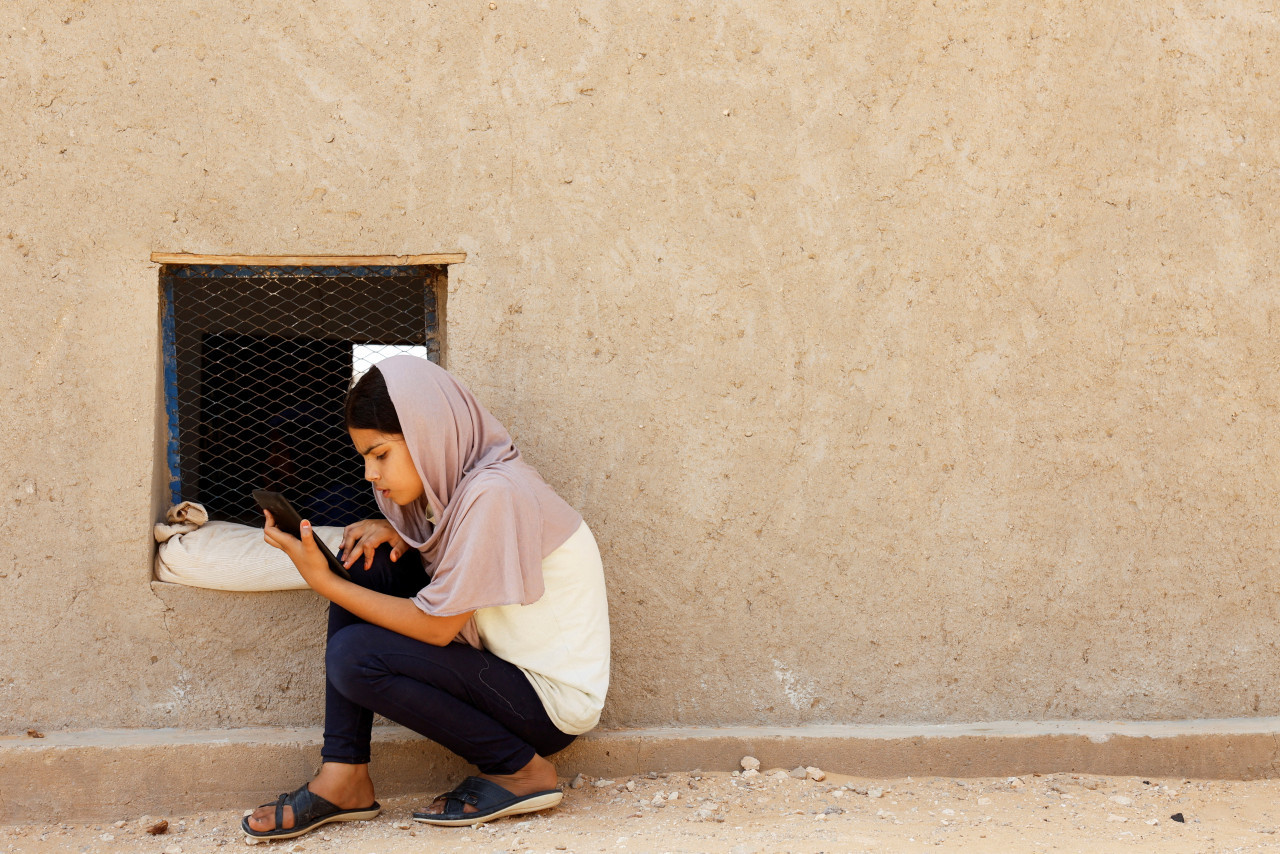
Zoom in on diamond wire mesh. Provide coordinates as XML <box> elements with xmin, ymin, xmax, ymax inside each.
<box><xmin>162</xmin><ymin>264</ymin><xmax>443</xmax><ymax>526</ymax></box>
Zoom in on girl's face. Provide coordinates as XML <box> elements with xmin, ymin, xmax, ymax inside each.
<box><xmin>349</xmin><ymin>428</ymin><xmax>425</xmax><ymax>506</ymax></box>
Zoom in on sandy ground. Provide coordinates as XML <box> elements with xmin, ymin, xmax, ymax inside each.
<box><xmin>5</xmin><ymin>768</ymin><xmax>1280</xmax><ymax>853</ymax></box>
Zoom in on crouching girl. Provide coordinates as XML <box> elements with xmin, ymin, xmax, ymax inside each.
<box><xmin>243</xmin><ymin>355</ymin><xmax>609</xmax><ymax>839</ymax></box>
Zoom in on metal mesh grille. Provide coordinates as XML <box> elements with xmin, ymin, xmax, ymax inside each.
<box><xmin>161</xmin><ymin>264</ymin><xmax>444</xmax><ymax>525</ymax></box>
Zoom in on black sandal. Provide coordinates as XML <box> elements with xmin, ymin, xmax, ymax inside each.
<box><xmin>241</xmin><ymin>783</ymin><xmax>381</xmax><ymax>840</ymax></box>
<box><xmin>412</xmin><ymin>776</ymin><xmax>563</xmax><ymax>827</ymax></box>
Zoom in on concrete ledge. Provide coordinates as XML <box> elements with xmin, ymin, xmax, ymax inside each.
<box><xmin>4</xmin><ymin>718</ymin><xmax>1280</xmax><ymax>822</ymax></box>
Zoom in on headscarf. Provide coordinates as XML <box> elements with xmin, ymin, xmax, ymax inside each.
<box><xmin>372</xmin><ymin>355</ymin><xmax>583</xmax><ymax>617</ymax></box>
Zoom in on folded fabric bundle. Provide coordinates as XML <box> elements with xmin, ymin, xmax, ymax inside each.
<box><xmin>154</xmin><ymin>502</ymin><xmax>345</xmax><ymax>592</ymax></box>
<box><xmin>153</xmin><ymin>500</ymin><xmax>210</xmax><ymax>541</ymax></box>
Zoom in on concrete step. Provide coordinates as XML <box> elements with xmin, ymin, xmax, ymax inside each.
<box><xmin>5</xmin><ymin>718</ymin><xmax>1280</xmax><ymax>823</ymax></box>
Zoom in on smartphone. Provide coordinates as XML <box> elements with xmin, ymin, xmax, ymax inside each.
<box><xmin>251</xmin><ymin>489</ymin><xmax>351</xmax><ymax>580</ymax></box>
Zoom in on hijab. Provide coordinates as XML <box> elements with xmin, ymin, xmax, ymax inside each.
<box><xmin>372</xmin><ymin>355</ymin><xmax>583</xmax><ymax>616</ymax></box>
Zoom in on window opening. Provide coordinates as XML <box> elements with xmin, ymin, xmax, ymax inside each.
<box><xmin>160</xmin><ymin>263</ymin><xmax>445</xmax><ymax>526</ymax></box>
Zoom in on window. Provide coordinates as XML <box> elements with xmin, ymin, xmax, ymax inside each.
<box><xmin>156</xmin><ymin>255</ymin><xmax>459</xmax><ymax>526</ymax></box>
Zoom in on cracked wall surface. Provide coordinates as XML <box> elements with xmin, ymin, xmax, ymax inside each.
<box><xmin>2</xmin><ymin>0</ymin><xmax>1280</xmax><ymax>733</ymax></box>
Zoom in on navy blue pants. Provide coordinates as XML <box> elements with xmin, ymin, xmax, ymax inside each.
<box><xmin>320</xmin><ymin>545</ymin><xmax>576</xmax><ymax>774</ymax></box>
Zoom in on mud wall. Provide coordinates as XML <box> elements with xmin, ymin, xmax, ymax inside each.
<box><xmin>2</xmin><ymin>0</ymin><xmax>1279</xmax><ymax>732</ymax></box>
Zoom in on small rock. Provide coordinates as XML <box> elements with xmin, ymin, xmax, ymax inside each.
<box><xmin>393</xmin><ymin>821</ymin><xmax>412</xmax><ymax>830</ymax></box>
<box><xmin>1145</xmin><ymin>818</ymin><xmax>1160</xmax><ymax>826</ymax></box>
<box><xmin>668</xmin><ymin>791</ymin><xmax>679</xmax><ymax>801</ymax></box>
<box><xmin>740</xmin><ymin>756</ymin><xmax>760</xmax><ymax>772</ymax></box>
<box><xmin>592</xmin><ymin>778</ymin><xmax>615</xmax><ymax>788</ymax></box>
<box><xmin>823</xmin><ymin>806</ymin><xmax>844</xmax><ymax>815</ymax></box>
<box><xmin>244</xmin><ymin>839</ymin><xmax>260</xmax><ymax>847</ymax></box>
<box><xmin>570</xmin><ymin>773</ymin><xmax>586</xmax><ymax>789</ymax></box>
<box><xmin>1107</xmin><ymin>814</ymin><xmax>1128</xmax><ymax>823</ymax></box>
<box><xmin>1008</xmin><ymin>777</ymin><xmax>1024</xmax><ymax>789</ymax></box>
<box><xmin>625</xmin><ymin>780</ymin><xmax>635</xmax><ymax>792</ymax></box>
<box><xmin>692</xmin><ymin>807</ymin><xmax>725</xmax><ymax>822</ymax></box>
<box><xmin>741</xmin><ymin>768</ymin><xmax>759</xmax><ymax>779</ymax></box>
<box><xmin>978</xmin><ymin>797</ymin><xmax>992</xmax><ymax>805</ymax></box>
<box><xmin>1171</xmin><ymin>812</ymin><xmax>1186</xmax><ymax>823</ymax></box>
<box><xmin>112</xmin><ymin>820</ymin><xmax>127</xmax><ymax>829</ymax></box>
<box><xmin>146</xmin><ymin>819</ymin><xmax>170</xmax><ymax>835</ymax></box>
<box><xmin>868</xmin><ymin>787</ymin><xmax>884</xmax><ymax>799</ymax></box>
<box><xmin>26</xmin><ymin>729</ymin><xmax>44</xmax><ymax>738</ymax></box>
<box><xmin>285</xmin><ymin>845</ymin><xmax>303</xmax><ymax>854</ymax></box>
<box><xmin>789</xmin><ymin>766</ymin><xmax>808</xmax><ymax>779</ymax></box>
<box><xmin>99</xmin><ymin>834</ymin><xmax>114</xmax><ymax>842</ymax></box>
<box><xmin>163</xmin><ymin>847</ymin><xmax>182</xmax><ymax>854</ymax></box>
<box><xmin>1110</xmin><ymin>795</ymin><xmax>1134</xmax><ymax>806</ymax></box>
<box><xmin>651</xmin><ymin>793</ymin><xmax>666</xmax><ymax>807</ymax></box>
<box><xmin>814</xmin><ymin>812</ymin><xmax>826</xmax><ymax>821</ymax></box>
<box><xmin>320</xmin><ymin>833</ymin><xmax>331</xmax><ymax>841</ymax></box>
<box><xmin>806</xmin><ymin>766</ymin><xmax>826</xmax><ymax>782</ymax></box>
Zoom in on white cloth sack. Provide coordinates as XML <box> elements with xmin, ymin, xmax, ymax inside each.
<box><xmin>154</xmin><ymin>501</ymin><xmax>344</xmax><ymax>592</ymax></box>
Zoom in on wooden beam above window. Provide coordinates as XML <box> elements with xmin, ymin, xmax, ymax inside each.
<box><xmin>150</xmin><ymin>253</ymin><xmax>467</xmax><ymax>266</ymax></box>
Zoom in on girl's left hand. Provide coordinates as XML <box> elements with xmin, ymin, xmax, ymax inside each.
<box><xmin>263</xmin><ymin>509</ymin><xmax>339</xmax><ymax>593</ymax></box>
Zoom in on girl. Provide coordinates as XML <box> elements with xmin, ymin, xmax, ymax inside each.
<box><xmin>243</xmin><ymin>355</ymin><xmax>610</xmax><ymax>840</ymax></box>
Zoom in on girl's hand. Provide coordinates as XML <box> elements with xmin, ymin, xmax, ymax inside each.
<box><xmin>262</xmin><ymin>510</ymin><xmax>337</xmax><ymax>593</ymax></box>
<box><xmin>341</xmin><ymin>518</ymin><xmax>410</xmax><ymax>571</ymax></box>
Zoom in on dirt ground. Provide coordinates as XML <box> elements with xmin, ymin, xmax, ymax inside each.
<box><xmin>4</xmin><ymin>768</ymin><xmax>1280</xmax><ymax>853</ymax></box>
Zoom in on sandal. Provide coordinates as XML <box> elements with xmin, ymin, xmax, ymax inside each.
<box><xmin>241</xmin><ymin>783</ymin><xmax>381</xmax><ymax>840</ymax></box>
<box><xmin>412</xmin><ymin>776</ymin><xmax>563</xmax><ymax>826</ymax></box>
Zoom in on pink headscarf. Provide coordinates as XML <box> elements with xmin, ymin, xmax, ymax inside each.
<box><xmin>373</xmin><ymin>356</ymin><xmax>582</xmax><ymax>618</ymax></box>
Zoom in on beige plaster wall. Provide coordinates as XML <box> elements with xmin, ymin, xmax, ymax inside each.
<box><xmin>2</xmin><ymin>0</ymin><xmax>1279</xmax><ymax>734</ymax></box>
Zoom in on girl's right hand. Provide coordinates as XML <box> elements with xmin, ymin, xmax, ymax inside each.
<box><xmin>341</xmin><ymin>518</ymin><xmax>410</xmax><ymax>571</ymax></box>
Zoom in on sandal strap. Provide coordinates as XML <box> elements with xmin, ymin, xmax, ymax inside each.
<box><xmin>436</xmin><ymin>787</ymin><xmax>480</xmax><ymax>813</ymax></box>
<box><xmin>435</xmin><ymin>776</ymin><xmax>515</xmax><ymax>816</ymax></box>
<box><xmin>456</xmin><ymin>776</ymin><xmax>517</xmax><ymax>802</ymax></box>
<box><xmin>257</xmin><ymin>784</ymin><xmax>341</xmax><ymax>831</ymax></box>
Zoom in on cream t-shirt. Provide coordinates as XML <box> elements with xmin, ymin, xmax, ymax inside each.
<box><xmin>472</xmin><ymin>521</ymin><xmax>611</xmax><ymax>734</ymax></box>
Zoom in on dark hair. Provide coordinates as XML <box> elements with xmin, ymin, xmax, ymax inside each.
<box><xmin>345</xmin><ymin>367</ymin><xmax>403</xmax><ymax>434</ymax></box>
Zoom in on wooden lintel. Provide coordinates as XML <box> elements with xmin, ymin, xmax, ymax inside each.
<box><xmin>150</xmin><ymin>253</ymin><xmax>467</xmax><ymax>266</ymax></box>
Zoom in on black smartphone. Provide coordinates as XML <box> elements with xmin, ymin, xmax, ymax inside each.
<box><xmin>251</xmin><ymin>489</ymin><xmax>351</xmax><ymax>580</ymax></box>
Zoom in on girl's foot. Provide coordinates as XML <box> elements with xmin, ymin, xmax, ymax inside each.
<box><xmin>417</xmin><ymin>754</ymin><xmax>558</xmax><ymax>816</ymax></box>
<box><xmin>245</xmin><ymin>762</ymin><xmax>377</xmax><ymax>833</ymax></box>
